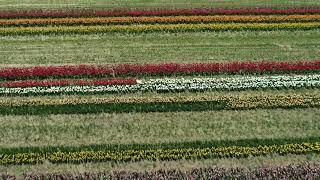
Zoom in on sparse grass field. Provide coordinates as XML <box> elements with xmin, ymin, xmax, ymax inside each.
<box><xmin>1</xmin><ymin>108</ymin><xmax>320</xmax><ymax>148</ymax></box>
<box><xmin>1</xmin><ymin>30</ymin><xmax>320</xmax><ymax>66</ymax></box>
<box><xmin>0</xmin><ymin>0</ymin><xmax>320</xmax><ymax>179</ymax></box>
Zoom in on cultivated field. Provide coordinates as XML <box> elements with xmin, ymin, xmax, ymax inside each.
<box><xmin>0</xmin><ymin>0</ymin><xmax>320</xmax><ymax>179</ymax></box>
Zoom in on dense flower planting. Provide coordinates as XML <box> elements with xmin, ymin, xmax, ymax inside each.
<box><xmin>0</xmin><ymin>75</ymin><xmax>320</xmax><ymax>95</ymax></box>
<box><xmin>0</xmin><ymin>90</ymin><xmax>317</xmax><ymax>106</ymax></box>
<box><xmin>23</xmin><ymin>163</ymin><xmax>320</xmax><ymax>179</ymax></box>
<box><xmin>0</xmin><ymin>141</ymin><xmax>319</xmax><ymax>165</ymax></box>
<box><xmin>0</xmin><ymin>22</ymin><xmax>319</xmax><ymax>35</ymax></box>
<box><xmin>1</xmin><ymin>15</ymin><xmax>320</xmax><ymax>27</ymax></box>
<box><xmin>0</xmin><ymin>74</ymin><xmax>319</xmax><ymax>96</ymax></box>
<box><xmin>0</xmin><ymin>7</ymin><xmax>320</xmax><ymax>18</ymax></box>
<box><xmin>0</xmin><ymin>61</ymin><xmax>319</xmax><ymax>79</ymax></box>
<box><xmin>1</xmin><ymin>4</ymin><xmax>320</xmax><ymax>177</ymax></box>
<box><xmin>0</xmin><ymin>78</ymin><xmax>137</xmax><ymax>88</ymax></box>
<box><xmin>0</xmin><ymin>90</ymin><xmax>318</xmax><ymax>114</ymax></box>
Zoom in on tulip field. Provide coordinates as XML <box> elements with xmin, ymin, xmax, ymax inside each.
<box><xmin>1</xmin><ymin>0</ymin><xmax>320</xmax><ymax>179</ymax></box>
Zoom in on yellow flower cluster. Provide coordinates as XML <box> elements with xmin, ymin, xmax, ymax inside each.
<box><xmin>0</xmin><ymin>91</ymin><xmax>319</xmax><ymax>110</ymax></box>
<box><xmin>0</xmin><ymin>15</ymin><xmax>319</xmax><ymax>26</ymax></box>
<box><xmin>0</xmin><ymin>22</ymin><xmax>319</xmax><ymax>35</ymax></box>
<box><xmin>1</xmin><ymin>142</ymin><xmax>319</xmax><ymax>165</ymax></box>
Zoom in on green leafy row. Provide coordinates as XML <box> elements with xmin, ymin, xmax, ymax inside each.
<box><xmin>1</xmin><ymin>140</ymin><xmax>319</xmax><ymax>165</ymax></box>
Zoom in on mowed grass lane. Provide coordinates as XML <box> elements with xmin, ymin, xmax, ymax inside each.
<box><xmin>1</xmin><ymin>107</ymin><xmax>319</xmax><ymax>148</ymax></box>
<box><xmin>0</xmin><ymin>0</ymin><xmax>319</xmax><ymax>10</ymax></box>
<box><xmin>0</xmin><ymin>30</ymin><xmax>319</xmax><ymax>66</ymax></box>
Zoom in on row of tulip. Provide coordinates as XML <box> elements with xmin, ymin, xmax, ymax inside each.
<box><xmin>0</xmin><ymin>78</ymin><xmax>137</xmax><ymax>88</ymax></box>
<box><xmin>0</xmin><ymin>7</ymin><xmax>320</xmax><ymax>18</ymax></box>
<box><xmin>23</xmin><ymin>164</ymin><xmax>320</xmax><ymax>179</ymax></box>
<box><xmin>1</xmin><ymin>74</ymin><xmax>320</xmax><ymax>96</ymax></box>
<box><xmin>1</xmin><ymin>15</ymin><xmax>320</xmax><ymax>27</ymax></box>
<box><xmin>0</xmin><ymin>90</ymin><xmax>318</xmax><ymax>114</ymax></box>
<box><xmin>0</xmin><ymin>89</ymin><xmax>317</xmax><ymax>106</ymax></box>
<box><xmin>0</xmin><ymin>22</ymin><xmax>319</xmax><ymax>35</ymax></box>
<box><xmin>0</xmin><ymin>141</ymin><xmax>319</xmax><ymax>165</ymax></box>
<box><xmin>1</xmin><ymin>61</ymin><xmax>319</xmax><ymax>79</ymax></box>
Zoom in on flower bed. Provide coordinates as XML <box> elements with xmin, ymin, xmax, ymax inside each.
<box><xmin>1</xmin><ymin>15</ymin><xmax>320</xmax><ymax>27</ymax></box>
<box><xmin>0</xmin><ymin>7</ymin><xmax>320</xmax><ymax>18</ymax></box>
<box><xmin>0</xmin><ymin>61</ymin><xmax>319</xmax><ymax>79</ymax></box>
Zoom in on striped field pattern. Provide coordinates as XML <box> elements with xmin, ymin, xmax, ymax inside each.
<box><xmin>0</xmin><ymin>2</ymin><xmax>320</xmax><ymax>178</ymax></box>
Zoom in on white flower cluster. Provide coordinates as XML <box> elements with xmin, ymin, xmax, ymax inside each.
<box><xmin>1</xmin><ymin>74</ymin><xmax>320</xmax><ymax>95</ymax></box>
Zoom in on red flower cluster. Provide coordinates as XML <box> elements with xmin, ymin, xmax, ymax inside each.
<box><xmin>0</xmin><ymin>7</ymin><xmax>320</xmax><ymax>18</ymax></box>
<box><xmin>0</xmin><ymin>78</ymin><xmax>137</xmax><ymax>88</ymax></box>
<box><xmin>0</xmin><ymin>65</ymin><xmax>114</xmax><ymax>79</ymax></box>
<box><xmin>0</xmin><ymin>61</ymin><xmax>319</xmax><ymax>79</ymax></box>
<box><xmin>108</xmin><ymin>61</ymin><xmax>320</xmax><ymax>75</ymax></box>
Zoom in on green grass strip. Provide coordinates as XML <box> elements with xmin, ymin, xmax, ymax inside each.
<box><xmin>0</xmin><ymin>137</ymin><xmax>320</xmax><ymax>165</ymax></box>
<box><xmin>0</xmin><ymin>30</ymin><xmax>318</xmax><ymax>65</ymax></box>
<box><xmin>1</xmin><ymin>136</ymin><xmax>319</xmax><ymax>155</ymax></box>
<box><xmin>0</xmin><ymin>22</ymin><xmax>319</xmax><ymax>36</ymax></box>
<box><xmin>0</xmin><ymin>101</ymin><xmax>226</xmax><ymax>115</ymax></box>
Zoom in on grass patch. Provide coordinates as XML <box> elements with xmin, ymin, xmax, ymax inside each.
<box><xmin>0</xmin><ymin>107</ymin><xmax>320</xmax><ymax>148</ymax></box>
<box><xmin>0</xmin><ymin>30</ymin><xmax>319</xmax><ymax>66</ymax></box>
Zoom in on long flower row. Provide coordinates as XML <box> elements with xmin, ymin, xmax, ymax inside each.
<box><xmin>1</xmin><ymin>74</ymin><xmax>320</xmax><ymax>96</ymax></box>
<box><xmin>1</xmin><ymin>7</ymin><xmax>320</xmax><ymax>18</ymax></box>
<box><xmin>0</xmin><ymin>22</ymin><xmax>319</xmax><ymax>35</ymax></box>
<box><xmin>1</xmin><ymin>61</ymin><xmax>319</xmax><ymax>79</ymax></box>
<box><xmin>0</xmin><ymin>90</ymin><xmax>318</xmax><ymax>106</ymax></box>
<box><xmin>0</xmin><ymin>90</ymin><xmax>318</xmax><ymax>114</ymax></box>
<box><xmin>24</xmin><ymin>164</ymin><xmax>320</xmax><ymax>179</ymax></box>
<box><xmin>0</xmin><ymin>142</ymin><xmax>319</xmax><ymax>165</ymax></box>
<box><xmin>1</xmin><ymin>15</ymin><xmax>320</xmax><ymax>27</ymax></box>
<box><xmin>0</xmin><ymin>78</ymin><xmax>136</xmax><ymax>88</ymax></box>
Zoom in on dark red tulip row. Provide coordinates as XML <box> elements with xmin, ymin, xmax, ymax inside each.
<box><xmin>1</xmin><ymin>7</ymin><xmax>320</xmax><ymax>18</ymax></box>
<box><xmin>0</xmin><ymin>61</ymin><xmax>319</xmax><ymax>80</ymax></box>
<box><xmin>0</xmin><ymin>65</ymin><xmax>114</xmax><ymax>79</ymax></box>
<box><xmin>111</xmin><ymin>61</ymin><xmax>320</xmax><ymax>75</ymax></box>
<box><xmin>0</xmin><ymin>78</ymin><xmax>137</xmax><ymax>87</ymax></box>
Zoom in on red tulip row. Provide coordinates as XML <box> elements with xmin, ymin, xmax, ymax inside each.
<box><xmin>1</xmin><ymin>61</ymin><xmax>320</xmax><ymax>79</ymax></box>
<box><xmin>0</xmin><ymin>78</ymin><xmax>137</xmax><ymax>88</ymax></box>
<box><xmin>112</xmin><ymin>61</ymin><xmax>320</xmax><ymax>75</ymax></box>
<box><xmin>1</xmin><ymin>7</ymin><xmax>320</xmax><ymax>19</ymax></box>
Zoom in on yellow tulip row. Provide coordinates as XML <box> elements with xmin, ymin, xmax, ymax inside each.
<box><xmin>0</xmin><ymin>22</ymin><xmax>319</xmax><ymax>35</ymax></box>
<box><xmin>1</xmin><ymin>15</ymin><xmax>320</xmax><ymax>26</ymax></box>
<box><xmin>0</xmin><ymin>90</ymin><xmax>319</xmax><ymax>109</ymax></box>
<box><xmin>1</xmin><ymin>142</ymin><xmax>319</xmax><ymax>165</ymax></box>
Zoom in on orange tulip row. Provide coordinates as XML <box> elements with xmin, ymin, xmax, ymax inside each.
<box><xmin>0</xmin><ymin>15</ymin><xmax>319</xmax><ymax>26</ymax></box>
<box><xmin>0</xmin><ymin>22</ymin><xmax>320</xmax><ymax>35</ymax></box>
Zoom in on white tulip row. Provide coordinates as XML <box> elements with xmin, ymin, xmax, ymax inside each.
<box><xmin>1</xmin><ymin>74</ymin><xmax>320</xmax><ymax>95</ymax></box>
